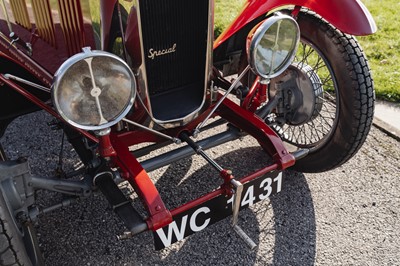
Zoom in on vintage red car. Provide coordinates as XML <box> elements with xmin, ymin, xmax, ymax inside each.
<box><xmin>0</xmin><ymin>0</ymin><xmax>376</xmax><ymax>265</ymax></box>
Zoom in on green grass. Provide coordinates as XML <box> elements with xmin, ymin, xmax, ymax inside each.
<box><xmin>214</xmin><ymin>0</ymin><xmax>400</xmax><ymax>103</ymax></box>
<box><xmin>358</xmin><ymin>0</ymin><xmax>400</xmax><ymax>102</ymax></box>
<box><xmin>214</xmin><ymin>0</ymin><xmax>245</xmax><ymax>37</ymax></box>
<box><xmin>85</xmin><ymin>0</ymin><xmax>398</xmax><ymax>102</ymax></box>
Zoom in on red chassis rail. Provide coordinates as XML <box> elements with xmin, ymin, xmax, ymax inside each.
<box><xmin>170</xmin><ymin>162</ymin><xmax>280</xmax><ymax>218</ymax></box>
<box><xmin>108</xmin><ymin>96</ymin><xmax>295</xmax><ymax>231</ymax></box>
<box><xmin>0</xmin><ymin>74</ymin><xmax>98</xmax><ymax>143</ymax></box>
<box><xmin>0</xmin><ymin>69</ymin><xmax>295</xmax><ymax>232</ymax></box>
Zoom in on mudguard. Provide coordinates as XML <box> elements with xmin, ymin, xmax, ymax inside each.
<box><xmin>214</xmin><ymin>0</ymin><xmax>377</xmax><ymax>48</ymax></box>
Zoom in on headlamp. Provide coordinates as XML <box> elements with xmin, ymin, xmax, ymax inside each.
<box><xmin>52</xmin><ymin>48</ymin><xmax>136</xmax><ymax>131</ymax></box>
<box><xmin>247</xmin><ymin>13</ymin><xmax>300</xmax><ymax>79</ymax></box>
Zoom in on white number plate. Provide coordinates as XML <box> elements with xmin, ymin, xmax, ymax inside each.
<box><xmin>153</xmin><ymin>171</ymin><xmax>283</xmax><ymax>250</ymax></box>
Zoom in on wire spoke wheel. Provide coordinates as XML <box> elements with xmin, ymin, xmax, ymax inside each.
<box><xmin>273</xmin><ymin>40</ymin><xmax>339</xmax><ymax>150</ymax></box>
<box><xmin>0</xmin><ymin>149</ymin><xmax>44</xmax><ymax>266</ymax></box>
<box><xmin>267</xmin><ymin>10</ymin><xmax>374</xmax><ymax>172</ymax></box>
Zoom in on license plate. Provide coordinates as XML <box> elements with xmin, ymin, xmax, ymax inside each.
<box><xmin>153</xmin><ymin>171</ymin><xmax>283</xmax><ymax>250</ymax></box>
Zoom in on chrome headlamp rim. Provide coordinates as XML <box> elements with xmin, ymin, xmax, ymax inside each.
<box><xmin>51</xmin><ymin>48</ymin><xmax>136</xmax><ymax>131</ymax></box>
<box><xmin>247</xmin><ymin>13</ymin><xmax>300</xmax><ymax>80</ymax></box>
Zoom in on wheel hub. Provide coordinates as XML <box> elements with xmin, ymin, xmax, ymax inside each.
<box><xmin>269</xmin><ymin>63</ymin><xmax>323</xmax><ymax>126</ymax></box>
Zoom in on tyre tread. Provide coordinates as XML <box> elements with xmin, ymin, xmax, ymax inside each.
<box><xmin>0</xmin><ymin>189</ymin><xmax>34</xmax><ymax>266</ymax></box>
<box><xmin>0</xmin><ymin>210</ymin><xmax>23</xmax><ymax>266</ymax></box>
<box><xmin>293</xmin><ymin>10</ymin><xmax>374</xmax><ymax>172</ymax></box>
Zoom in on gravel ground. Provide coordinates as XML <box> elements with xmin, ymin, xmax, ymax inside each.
<box><xmin>1</xmin><ymin>111</ymin><xmax>399</xmax><ymax>266</ymax></box>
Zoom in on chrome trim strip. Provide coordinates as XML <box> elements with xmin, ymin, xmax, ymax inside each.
<box><xmin>122</xmin><ymin>118</ymin><xmax>181</xmax><ymax>144</ymax></box>
<box><xmin>195</xmin><ymin>65</ymin><xmax>251</xmax><ymax>135</ymax></box>
<box><xmin>3</xmin><ymin>74</ymin><xmax>51</xmax><ymax>93</ymax></box>
<box><xmin>135</xmin><ymin>0</ymin><xmax>153</xmax><ymax>118</ymax></box>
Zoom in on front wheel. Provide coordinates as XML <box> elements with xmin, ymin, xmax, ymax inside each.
<box><xmin>0</xmin><ymin>149</ymin><xmax>43</xmax><ymax>266</ymax></box>
<box><xmin>0</xmin><ymin>191</ymin><xmax>43</xmax><ymax>266</ymax></box>
<box><xmin>268</xmin><ymin>11</ymin><xmax>375</xmax><ymax>172</ymax></box>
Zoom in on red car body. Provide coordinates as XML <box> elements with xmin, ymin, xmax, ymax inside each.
<box><xmin>0</xmin><ymin>0</ymin><xmax>376</xmax><ymax>261</ymax></box>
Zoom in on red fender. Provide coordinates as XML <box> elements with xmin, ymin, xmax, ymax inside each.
<box><xmin>214</xmin><ymin>0</ymin><xmax>377</xmax><ymax>49</ymax></box>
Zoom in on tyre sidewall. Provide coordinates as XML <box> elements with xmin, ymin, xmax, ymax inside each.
<box><xmin>292</xmin><ymin>12</ymin><xmax>374</xmax><ymax>172</ymax></box>
<box><xmin>0</xmin><ymin>190</ymin><xmax>34</xmax><ymax>266</ymax></box>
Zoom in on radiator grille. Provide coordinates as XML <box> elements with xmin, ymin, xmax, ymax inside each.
<box><xmin>138</xmin><ymin>0</ymin><xmax>210</xmax><ymax>121</ymax></box>
<box><xmin>139</xmin><ymin>0</ymin><xmax>209</xmax><ymax>96</ymax></box>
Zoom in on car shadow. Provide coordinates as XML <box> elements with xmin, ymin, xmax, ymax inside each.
<box><xmin>30</xmin><ymin>148</ymin><xmax>315</xmax><ymax>266</ymax></box>
<box><xmin>1</xmin><ymin>112</ymin><xmax>316</xmax><ymax>265</ymax></box>
<box><xmin>139</xmin><ymin>146</ymin><xmax>317</xmax><ymax>266</ymax></box>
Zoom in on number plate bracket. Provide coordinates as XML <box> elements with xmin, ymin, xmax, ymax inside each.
<box><xmin>231</xmin><ymin>178</ymin><xmax>257</xmax><ymax>249</ymax></box>
<box><xmin>153</xmin><ymin>164</ymin><xmax>283</xmax><ymax>250</ymax></box>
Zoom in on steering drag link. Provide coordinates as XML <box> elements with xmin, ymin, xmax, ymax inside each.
<box><xmin>179</xmin><ymin>132</ymin><xmax>256</xmax><ymax>249</ymax></box>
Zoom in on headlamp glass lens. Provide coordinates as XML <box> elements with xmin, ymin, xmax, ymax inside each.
<box><xmin>248</xmin><ymin>14</ymin><xmax>300</xmax><ymax>79</ymax></box>
<box><xmin>52</xmin><ymin>50</ymin><xmax>136</xmax><ymax>130</ymax></box>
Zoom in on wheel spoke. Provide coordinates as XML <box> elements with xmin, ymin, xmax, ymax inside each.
<box><xmin>271</xmin><ymin>39</ymin><xmax>338</xmax><ymax>148</ymax></box>
<box><xmin>311</xmin><ymin>57</ymin><xmax>326</xmax><ymax>73</ymax></box>
<box><xmin>310</xmin><ymin>119</ymin><xmax>324</xmax><ymax>139</ymax></box>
